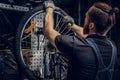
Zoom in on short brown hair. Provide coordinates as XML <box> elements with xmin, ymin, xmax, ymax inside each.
<box><xmin>87</xmin><ymin>2</ymin><xmax>119</xmax><ymax>34</ymax></box>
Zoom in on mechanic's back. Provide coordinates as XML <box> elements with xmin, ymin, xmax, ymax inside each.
<box><xmin>43</xmin><ymin>1</ymin><xmax>118</xmax><ymax>80</ymax></box>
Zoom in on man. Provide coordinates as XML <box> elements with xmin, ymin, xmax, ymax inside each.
<box><xmin>43</xmin><ymin>1</ymin><xmax>119</xmax><ymax>80</ymax></box>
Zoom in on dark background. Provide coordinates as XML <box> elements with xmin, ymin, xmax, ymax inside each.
<box><xmin>0</xmin><ymin>0</ymin><xmax>119</xmax><ymax>80</ymax></box>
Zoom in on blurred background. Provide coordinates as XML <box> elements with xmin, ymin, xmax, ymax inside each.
<box><xmin>0</xmin><ymin>0</ymin><xmax>119</xmax><ymax>80</ymax></box>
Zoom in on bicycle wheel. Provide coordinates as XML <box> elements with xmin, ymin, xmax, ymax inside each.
<box><xmin>0</xmin><ymin>36</ymin><xmax>19</xmax><ymax>80</ymax></box>
<box><xmin>0</xmin><ymin>36</ymin><xmax>13</xmax><ymax>52</ymax></box>
<box><xmin>15</xmin><ymin>5</ymin><xmax>74</xmax><ymax>80</ymax></box>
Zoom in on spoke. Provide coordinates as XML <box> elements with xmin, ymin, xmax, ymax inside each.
<box><xmin>59</xmin><ymin>25</ymin><xmax>66</xmax><ymax>34</ymax></box>
<box><xmin>55</xmin><ymin>14</ymin><xmax>59</xmax><ymax>27</ymax></box>
<box><xmin>58</xmin><ymin>23</ymin><xmax>64</xmax><ymax>32</ymax></box>
<box><xmin>55</xmin><ymin>17</ymin><xmax>62</xmax><ymax>30</ymax></box>
<box><xmin>64</xmin><ymin>29</ymin><xmax>71</xmax><ymax>35</ymax></box>
<box><xmin>22</xmin><ymin>33</ymin><xmax>31</xmax><ymax>40</ymax></box>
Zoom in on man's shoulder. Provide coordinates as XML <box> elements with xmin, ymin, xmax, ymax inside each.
<box><xmin>55</xmin><ymin>35</ymin><xmax>87</xmax><ymax>44</ymax></box>
<box><xmin>74</xmin><ymin>35</ymin><xmax>88</xmax><ymax>45</ymax></box>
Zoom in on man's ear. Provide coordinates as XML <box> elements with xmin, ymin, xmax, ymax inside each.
<box><xmin>89</xmin><ymin>22</ymin><xmax>95</xmax><ymax>30</ymax></box>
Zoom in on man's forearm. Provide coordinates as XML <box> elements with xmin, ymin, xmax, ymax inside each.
<box><xmin>45</xmin><ymin>8</ymin><xmax>54</xmax><ymax>28</ymax></box>
<box><xmin>44</xmin><ymin>8</ymin><xmax>60</xmax><ymax>47</ymax></box>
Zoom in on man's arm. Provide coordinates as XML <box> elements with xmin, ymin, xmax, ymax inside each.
<box><xmin>43</xmin><ymin>8</ymin><xmax>60</xmax><ymax>48</ymax></box>
<box><xmin>63</xmin><ymin>16</ymin><xmax>87</xmax><ymax>38</ymax></box>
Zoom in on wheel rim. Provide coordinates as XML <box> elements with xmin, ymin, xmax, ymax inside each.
<box><xmin>19</xmin><ymin>9</ymin><xmax>73</xmax><ymax>79</ymax></box>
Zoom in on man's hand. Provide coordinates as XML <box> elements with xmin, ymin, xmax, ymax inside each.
<box><xmin>63</xmin><ymin>16</ymin><xmax>75</xmax><ymax>29</ymax></box>
<box><xmin>44</xmin><ymin>1</ymin><xmax>55</xmax><ymax>9</ymax></box>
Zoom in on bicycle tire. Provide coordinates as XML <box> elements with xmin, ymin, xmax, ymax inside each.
<box><xmin>0</xmin><ymin>36</ymin><xmax>13</xmax><ymax>52</ymax></box>
<box><xmin>15</xmin><ymin>5</ymin><xmax>73</xmax><ymax>80</ymax></box>
<box><xmin>0</xmin><ymin>36</ymin><xmax>19</xmax><ymax>80</ymax></box>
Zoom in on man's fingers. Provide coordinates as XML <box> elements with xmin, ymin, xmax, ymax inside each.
<box><xmin>44</xmin><ymin>1</ymin><xmax>55</xmax><ymax>9</ymax></box>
